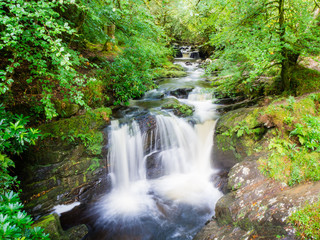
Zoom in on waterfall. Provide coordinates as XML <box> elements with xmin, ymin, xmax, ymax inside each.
<box><xmin>94</xmin><ymin>60</ymin><xmax>223</xmax><ymax>240</ymax></box>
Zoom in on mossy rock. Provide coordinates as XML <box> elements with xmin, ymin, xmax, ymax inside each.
<box><xmin>33</xmin><ymin>214</ymin><xmax>88</xmax><ymax>240</ymax></box>
<box><xmin>162</xmin><ymin>103</ymin><xmax>194</xmax><ymax>117</ymax></box>
<box><xmin>215</xmin><ymin>107</ymin><xmax>266</xmax><ymax>162</ymax></box>
<box><xmin>39</xmin><ymin>107</ymin><xmax>111</xmax><ymax>141</ymax></box>
<box><xmin>54</xmin><ymin>100</ymin><xmax>80</xmax><ymax>118</ymax></box>
<box><xmin>291</xmin><ymin>65</ymin><xmax>320</xmax><ymax>96</ymax></box>
<box><xmin>154</xmin><ymin>69</ymin><xmax>187</xmax><ymax>78</ymax></box>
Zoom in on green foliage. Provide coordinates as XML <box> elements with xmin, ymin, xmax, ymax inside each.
<box><xmin>202</xmin><ymin>0</ymin><xmax>320</xmax><ymax>96</ymax></box>
<box><xmin>0</xmin><ymin>188</ymin><xmax>49</xmax><ymax>240</ymax></box>
<box><xmin>0</xmin><ymin>106</ymin><xmax>47</xmax><ymax>239</ymax></box>
<box><xmin>289</xmin><ymin>200</ymin><xmax>320</xmax><ymax>239</ymax></box>
<box><xmin>291</xmin><ymin>115</ymin><xmax>320</xmax><ymax>151</ymax></box>
<box><xmin>0</xmin><ymin>0</ymin><xmax>90</xmax><ymax>119</ymax></box>
<box><xmin>0</xmin><ymin>105</ymin><xmax>40</xmax><ymax>155</ymax></box>
<box><xmin>259</xmin><ymin>95</ymin><xmax>320</xmax><ymax>185</ymax></box>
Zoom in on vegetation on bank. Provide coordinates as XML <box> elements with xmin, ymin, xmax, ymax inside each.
<box><xmin>289</xmin><ymin>199</ymin><xmax>320</xmax><ymax>239</ymax></box>
<box><xmin>0</xmin><ymin>107</ymin><xmax>48</xmax><ymax>239</ymax></box>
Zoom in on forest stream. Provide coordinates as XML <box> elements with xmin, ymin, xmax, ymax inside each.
<box><xmin>58</xmin><ymin>57</ymin><xmax>224</xmax><ymax>240</ymax></box>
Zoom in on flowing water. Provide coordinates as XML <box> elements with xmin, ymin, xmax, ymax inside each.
<box><xmin>76</xmin><ymin>60</ymin><xmax>223</xmax><ymax>239</ymax></box>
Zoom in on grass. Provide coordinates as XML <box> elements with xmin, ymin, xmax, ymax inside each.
<box><xmin>289</xmin><ymin>199</ymin><xmax>320</xmax><ymax>239</ymax></box>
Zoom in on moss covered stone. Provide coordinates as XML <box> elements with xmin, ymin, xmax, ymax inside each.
<box><xmin>153</xmin><ymin>62</ymin><xmax>187</xmax><ymax>78</ymax></box>
<box><xmin>19</xmin><ymin>107</ymin><xmax>111</xmax><ymax>217</ymax></box>
<box><xmin>33</xmin><ymin>214</ymin><xmax>88</xmax><ymax>240</ymax></box>
<box><xmin>162</xmin><ymin>103</ymin><xmax>194</xmax><ymax>117</ymax></box>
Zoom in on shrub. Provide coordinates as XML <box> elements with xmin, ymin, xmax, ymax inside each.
<box><xmin>289</xmin><ymin>200</ymin><xmax>320</xmax><ymax>239</ymax></box>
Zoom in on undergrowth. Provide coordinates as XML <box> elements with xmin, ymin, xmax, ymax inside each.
<box><xmin>258</xmin><ymin>94</ymin><xmax>320</xmax><ymax>186</ymax></box>
<box><xmin>289</xmin><ymin>199</ymin><xmax>320</xmax><ymax>239</ymax></box>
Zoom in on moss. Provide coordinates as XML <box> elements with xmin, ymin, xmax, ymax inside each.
<box><xmin>154</xmin><ymin>69</ymin><xmax>187</xmax><ymax>78</ymax></box>
<box><xmin>291</xmin><ymin>65</ymin><xmax>320</xmax><ymax>96</ymax></box>
<box><xmin>39</xmin><ymin>107</ymin><xmax>111</xmax><ymax>150</ymax></box>
<box><xmin>33</xmin><ymin>214</ymin><xmax>66</xmax><ymax>240</ymax></box>
<box><xmin>215</xmin><ymin>107</ymin><xmax>264</xmax><ymax>161</ymax></box>
<box><xmin>162</xmin><ymin>103</ymin><xmax>194</xmax><ymax>117</ymax></box>
<box><xmin>259</xmin><ymin>95</ymin><xmax>320</xmax><ymax>185</ymax></box>
<box><xmin>153</xmin><ymin>61</ymin><xmax>187</xmax><ymax>78</ymax></box>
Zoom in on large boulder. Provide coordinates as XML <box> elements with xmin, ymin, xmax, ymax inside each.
<box><xmin>195</xmin><ymin>160</ymin><xmax>320</xmax><ymax>239</ymax></box>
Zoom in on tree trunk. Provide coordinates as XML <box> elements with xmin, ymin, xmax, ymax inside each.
<box><xmin>103</xmin><ymin>24</ymin><xmax>115</xmax><ymax>51</ymax></box>
<box><xmin>278</xmin><ymin>0</ymin><xmax>290</xmax><ymax>91</ymax></box>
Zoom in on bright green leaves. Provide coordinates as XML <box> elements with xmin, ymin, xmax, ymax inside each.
<box><xmin>0</xmin><ymin>105</ymin><xmax>40</xmax><ymax>155</ymax></box>
<box><xmin>203</xmin><ymin>0</ymin><xmax>320</xmax><ymax>96</ymax></box>
<box><xmin>0</xmin><ymin>0</ymin><xmax>89</xmax><ymax>119</ymax></box>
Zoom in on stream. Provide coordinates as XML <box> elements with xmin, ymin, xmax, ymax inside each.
<box><xmin>60</xmin><ymin>59</ymin><xmax>223</xmax><ymax>240</ymax></box>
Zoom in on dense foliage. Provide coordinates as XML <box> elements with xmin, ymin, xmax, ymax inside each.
<box><xmin>199</xmin><ymin>0</ymin><xmax>320</xmax><ymax>96</ymax></box>
<box><xmin>289</xmin><ymin>199</ymin><xmax>320</xmax><ymax>239</ymax></box>
<box><xmin>0</xmin><ymin>107</ymin><xmax>48</xmax><ymax>239</ymax></box>
<box><xmin>0</xmin><ymin>0</ymin><xmax>90</xmax><ymax>119</ymax></box>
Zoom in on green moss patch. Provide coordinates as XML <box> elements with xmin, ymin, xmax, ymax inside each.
<box><xmin>153</xmin><ymin>62</ymin><xmax>187</xmax><ymax>78</ymax></box>
<box><xmin>291</xmin><ymin>65</ymin><xmax>320</xmax><ymax>96</ymax></box>
<box><xmin>39</xmin><ymin>107</ymin><xmax>111</xmax><ymax>148</ymax></box>
<box><xmin>162</xmin><ymin>103</ymin><xmax>194</xmax><ymax>117</ymax></box>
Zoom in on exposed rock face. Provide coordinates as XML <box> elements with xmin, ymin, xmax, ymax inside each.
<box><xmin>195</xmin><ymin>105</ymin><xmax>320</xmax><ymax>240</ymax></box>
<box><xmin>195</xmin><ymin>160</ymin><xmax>320</xmax><ymax>239</ymax></box>
<box><xmin>17</xmin><ymin>108</ymin><xmax>112</xmax><ymax>217</ymax></box>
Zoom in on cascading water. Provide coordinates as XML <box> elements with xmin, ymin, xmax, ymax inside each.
<box><xmin>91</xmin><ymin>61</ymin><xmax>223</xmax><ymax>240</ymax></box>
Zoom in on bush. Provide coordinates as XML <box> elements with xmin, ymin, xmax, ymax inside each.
<box><xmin>0</xmin><ymin>154</ymin><xmax>49</xmax><ymax>240</ymax></box>
<box><xmin>289</xmin><ymin>200</ymin><xmax>320</xmax><ymax>239</ymax></box>
<box><xmin>0</xmin><ymin>106</ymin><xmax>48</xmax><ymax>239</ymax></box>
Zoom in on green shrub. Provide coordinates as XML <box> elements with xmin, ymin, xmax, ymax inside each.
<box><xmin>0</xmin><ymin>106</ymin><xmax>48</xmax><ymax>239</ymax></box>
<box><xmin>259</xmin><ymin>96</ymin><xmax>320</xmax><ymax>185</ymax></box>
<box><xmin>0</xmin><ymin>105</ymin><xmax>40</xmax><ymax>155</ymax></box>
<box><xmin>289</xmin><ymin>200</ymin><xmax>320</xmax><ymax>239</ymax></box>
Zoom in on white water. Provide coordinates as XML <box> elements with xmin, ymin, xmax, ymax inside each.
<box><xmin>96</xmin><ymin>61</ymin><xmax>223</xmax><ymax>240</ymax></box>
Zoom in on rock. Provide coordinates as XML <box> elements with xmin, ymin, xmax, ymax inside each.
<box><xmin>214</xmin><ymin>107</ymin><xmax>266</xmax><ymax>164</ymax></box>
<box><xmin>195</xmin><ymin>160</ymin><xmax>320</xmax><ymax>239</ymax></box>
<box><xmin>190</xmin><ymin>51</ymin><xmax>200</xmax><ymax>59</ymax></box>
<box><xmin>54</xmin><ymin>100</ymin><xmax>80</xmax><ymax>118</ymax></box>
<box><xmin>216</xmin><ymin>98</ymin><xmax>261</xmax><ymax>113</ymax></box>
<box><xmin>146</xmin><ymin>152</ymin><xmax>164</xmax><ymax>179</ymax></box>
<box><xmin>168</xmin><ymin>88</ymin><xmax>194</xmax><ymax>99</ymax></box>
<box><xmin>33</xmin><ymin>213</ymin><xmax>88</xmax><ymax>240</ymax></box>
<box><xmin>17</xmin><ymin>108</ymin><xmax>111</xmax><ymax>217</ymax></box>
<box><xmin>193</xmin><ymin>221</ymin><xmax>250</xmax><ymax>240</ymax></box>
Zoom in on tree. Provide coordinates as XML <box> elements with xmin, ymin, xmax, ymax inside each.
<box><xmin>204</xmin><ymin>0</ymin><xmax>320</xmax><ymax>94</ymax></box>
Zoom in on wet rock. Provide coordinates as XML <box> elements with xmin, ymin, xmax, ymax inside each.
<box><xmin>214</xmin><ymin>96</ymin><xmax>245</xmax><ymax>105</ymax></box>
<box><xmin>168</xmin><ymin>88</ymin><xmax>193</xmax><ymax>99</ymax></box>
<box><xmin>146</xmin><ymin>152</ymin><xmax>164</xmax><ymax>179</ymax></box>
<box><xmin>216</xmin><ymin>97</ymin><xmax>261</xmax><ymax>113</ymax></box>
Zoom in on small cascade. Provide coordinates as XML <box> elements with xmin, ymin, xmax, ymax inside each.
<box><xmin>108</xmin><ymin>121</ymin><xmax>146</xmax><ymax>189</ymax></box>
<box><xmin>91</xmin><ymin>60</ymin><xmax>223</xmax><ymax>240</ymax></box>
<box><xmin>182</xmin><ymin>87</ymin><xmax>217</xmax><ymax>122</ymax></box>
